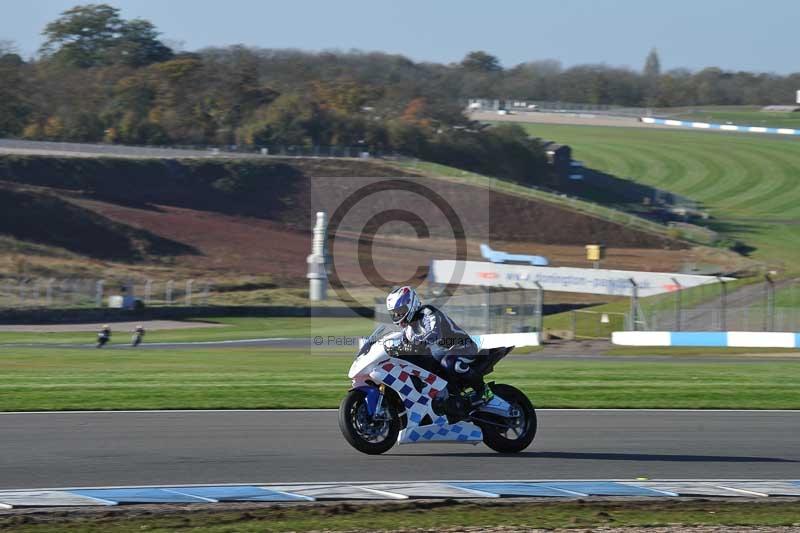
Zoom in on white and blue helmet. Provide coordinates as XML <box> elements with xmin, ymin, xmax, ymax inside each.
<box><xmin>386</xmin><ymin>286</ymin><xmax>421</xmax><ymax>325</ymax></box>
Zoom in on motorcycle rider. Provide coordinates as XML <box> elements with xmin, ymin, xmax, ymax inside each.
<box><xmin>97</xmin><ymin>324</ymin><xmax>111</xmax><ymax>347</ymax></box>
<box><xmin>132</xmin><ymin>325</ymin><xmax>145</xmax><ymax>346</ymax></box>
<box><xmin>386</xmin><ymin>286</ymin><xmax>491</xmax><ymax>405</ymax></box>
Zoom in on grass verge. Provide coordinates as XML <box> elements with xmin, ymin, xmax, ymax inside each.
<box><xmin>0</xmin><ymin>346</ymin><xmax>797</xmax><ymax>410</ymax></box>
<box><xmin>510</xmin><ymin>122</ymin><xmax>800</xmax><ymax>268</ymax></box>
<box><xmin>3</xmin><ymin>499</ymin><xmax>800</xmax><ymax>532</ymax></box>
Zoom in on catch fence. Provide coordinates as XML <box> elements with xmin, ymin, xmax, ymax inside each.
<box><xmin>0</xmin><ymin>278</ymin><xmax>213</xmax><ymax>309</ymax></box>
<box><xmin>374</xmin><ymin>288</ymin><xmax>543</xmax><ymax>335</ymax></box>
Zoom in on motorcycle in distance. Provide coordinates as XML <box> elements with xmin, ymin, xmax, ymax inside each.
<box><xmin>131</xmin><ymin>326</ymin><xmax>145</xmax><ymax>347</ymax></box>
<box><xmin>339</xmin><ymin>326</ymin><xmax>537</xmax><ymax>455</ymax></box>
<box><xmin>96</xmin><ymin>327</ymin><xmax>111</xmax><ymax>349</ymax></box>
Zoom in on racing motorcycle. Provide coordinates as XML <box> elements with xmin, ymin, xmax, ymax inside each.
<box><xmin>131</xmin><ymin>328</ymin><xmax>145</xmax><ymax>347</ymax></box>
<box><xmin>338</xmin><ymin>326</ymin><xmax>537</xmax><ymax>455</ymax></box>
<box><xmin>96</xmin><ymin>331</ymin><xmax>110</xmax><ymax>348</ymax></box>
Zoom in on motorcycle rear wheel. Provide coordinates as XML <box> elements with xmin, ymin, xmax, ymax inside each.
<box><xmin>338</xmin><ymin>389</ymin><xmax>399</xmax><ymax>455</ymax></box>
<box><xmin>476</xmin><ymin>384</ymin><xmax>537</xmax><ymax>453</ymax></box>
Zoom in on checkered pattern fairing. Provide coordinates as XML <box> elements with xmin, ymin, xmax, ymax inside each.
<box><xmin>370</xmin><ymin>358</ymin><xmax>483</xmax><ymax>444</ymax></box>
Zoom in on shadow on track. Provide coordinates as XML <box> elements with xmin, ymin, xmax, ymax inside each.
<box><xmin>392</xmin><ymin>451</ymin><xmax>797</xmax><ymax>462</ymax></box>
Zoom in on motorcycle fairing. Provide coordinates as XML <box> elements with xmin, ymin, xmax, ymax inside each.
<box><xmin>352</xmin><ymin>385</ymin><xmax>381</xmax><ymax>416</ymax></box>
<box><xmin>369</xmin><ymin>358</ymin><xmax>482</xmax><ymax>445</ymax></box>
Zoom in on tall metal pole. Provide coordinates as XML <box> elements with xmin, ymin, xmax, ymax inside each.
<box><xmin>765</xmin><ymin>273</ymin><xmax>775</xmax><ymax>331</ymax></box>
<box><xmin>671</xmin><ymin>277</ymin><xmax>682</xmax><ymax>331</ymax></box>
<box><xmin>95</xmin><ymin>280</ymin><xmax>105</xmax><ymax>308</ymax></box>
<box><xmin>534</xmin><ymin>281</ymin><xmax>544</xmax><ymax>341</ymax></box>
<box><xmin>716</xmin><ymin>276</ymin><xmax>727</xmax><ymax>331</ymax></box>
<box><xmin>629</xmin><ymin>278</ymin><xmax>639</xmax><ymax>331</ymax></box>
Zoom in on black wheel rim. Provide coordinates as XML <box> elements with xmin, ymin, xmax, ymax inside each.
<box><xmin>350</xmin><ymin>399</ymin><xmax>391</xmax><ymax>443</ymax></box>
<box><xmin>497</xmin><ymin>400</ymin><xmax>530</xmax><ymax>441</ymax></box>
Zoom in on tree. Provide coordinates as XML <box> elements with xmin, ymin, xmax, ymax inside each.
<box><xmin>40</xmin><ymin>4</ymin><xmax>172</xmax><ymax>68</ymax></box>
<box><xmin>643</xmin><ymin>48</ymin><xmax>661</xmax><ymax>105</ymax></box>
<box><xmin>460</xmin><ymin>51</ymin><xmax>502</xmax><ymax>73</ymax></box>
<box><xmin>643</xmin><ymin>48</ymin><xmax>661</xmax><ymax>79</ymax></box>
<box><xmin>0</xmin><ymin>42</ymin><xmax>28</xmax><ymax>136</ymax></box>
<box><xmin>112</xmin><ymin>19</ymin><xmax>173</xmax><ymax>66</ymax></box>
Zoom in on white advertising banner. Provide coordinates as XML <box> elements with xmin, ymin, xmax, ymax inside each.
<box><xmin>429</xmin><ymin>260</ymin><xmax>732</xmax><ymax>297</ymax></box>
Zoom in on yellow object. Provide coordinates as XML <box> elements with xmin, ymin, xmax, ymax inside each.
<box><xmin>586</xmin><ymin>244</ymin><xmax>605</xmax><ymax>261</ymax></box>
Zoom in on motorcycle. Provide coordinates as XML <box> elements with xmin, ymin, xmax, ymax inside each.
<box><xmin>338</xmin><ymin>326</ymin><xmax>537</xmax><ymax>455</ymax></box>
<box><xmin>96</xmin><ymin>332</ymin><xmax>110</xmax><ymax>348</ymax></box>
<box><xmin>131</xmin><ymin>330</ymin><xmax>144</xmax><ymax>347</ymax></box>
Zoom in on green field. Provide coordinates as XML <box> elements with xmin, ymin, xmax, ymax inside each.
<box><xmin>1</xmin><ymin>346</ymin><xmax>797</xmax><ymax>410</ymax></box>
<box><xmin>667</xmin><ymin>106</ymin><xmax>800</xmax><ymax>128</ymax></box>
<box><xmin>513</xmin><ymin>122</ymin><xmax>800</xmax><ymax>268</ymax></box>
<box><xmin>6</xmin><ymin>500</ymin><xmax>800</xmax><ymax>532</ymax></box>
<box><xmin>0</xmin><ymin>316</ymin><xmax>372</xmax><ymax>345</ymax></box>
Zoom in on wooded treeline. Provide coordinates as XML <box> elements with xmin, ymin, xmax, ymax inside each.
<box><xmin>1</xmin><ymin>4</ymin><xmax>798</xmax><ymax>184</ymax></box>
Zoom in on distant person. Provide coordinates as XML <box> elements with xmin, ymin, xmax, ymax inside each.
<box><xmin>131</xmin><ymin>325</ymin><xmax>145</xmax><ymax>347</ymax></box>
<box><xmin>96</xmin><ymin>324</ymin><xmax>111</xmax><ymax>348</ymax></box>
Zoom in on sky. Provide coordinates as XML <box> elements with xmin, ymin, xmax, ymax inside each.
<box><xmin>2</xmin><ymin>0</ymin><xmax>799</xmax><ymax>74</ymax></box>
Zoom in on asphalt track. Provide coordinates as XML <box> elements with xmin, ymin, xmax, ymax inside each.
<box><xmin>1</xmin><ymin>409</ymin><xmax>798</xmax><ymax>490</ymax></box>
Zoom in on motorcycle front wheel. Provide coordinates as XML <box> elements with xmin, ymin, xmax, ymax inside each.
<box><xmin>476</xmin><ymin>384</ymin><xmax>537</xmax><ymax>453</ymax></box>
<box><xmin>338</xmin><ymin>389</ymin><xmax>399</xmax><ymax>455</ymax></box>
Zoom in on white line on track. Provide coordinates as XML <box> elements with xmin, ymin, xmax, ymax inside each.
<box><xmin>0</xmin><ymin>408</ymin><xmax>798</xmax><ymax>415</ymax></box>
<box><xmin>8</xmin><ymin>478</ymin><xmax>800</xmax><ymax>493</ymax></box>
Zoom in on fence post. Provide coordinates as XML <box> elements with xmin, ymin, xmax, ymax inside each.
<box><xmin>144</xmin><ymin>279</ymin><xmax>152</xmax><ymax>305</ymax></box>
<box><xmin>202</xmin><ymin>282</ymin><xmax>211</xmax><ymax>305</ymax></box>
<box><xmin>483</xmin><ymin>288</ymin><xmax>491</xmax><ymax>334</ymax></box>
<box><xmin>32</xmin><ymin>281</ymin><xmax>40</xmax><ymax>304</ymax></box>
<box><xmin>672</xmin><ymin>277</ymin><xmax>682</xmax><ymax>331</ymax></box>
<box><xmin>186</xmin><ymin>279</ymin><xmax>194</xmax><ymax>306</ymax></box>
<box><xmin>533</xmin><ymin>281</ymin><xmax>544</xmax><ymax>340</ymax></box>
<box><xmin>166</xmin><ymin>280</ymin><xmax>174</xmax><ymax>305</ymax></box>
<box><xmin>95</xmin><ymin>280</ymin><xmax>105</xmax><ymax>308</ymax></box>
<box><xmin>764</xmin><ymin>273</ymin><xmax>775</xmax><ymax>331</ymax></box>
<box><xmin>717</xmin><ymin>276</ymin><xmax>727</xmax><ymax>331</ymax></box>
<box><xmin>45</xmin><ymin>278</ymin><xmax>55</xmax><ymax>307</ymax></box>
<box><xmin>629</xmin><ymin>278</ymin><xmax>639</xmax><ymax>331</ymax></box>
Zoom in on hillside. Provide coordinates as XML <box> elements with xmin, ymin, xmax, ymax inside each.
<box><xmin>507</xmin><ymin>122</ymin><xmax>800</xmax><ymax>270</ymax></box>
<box><xmin>0</xmin><ymin>152</ymin><xmax>749</xmax><ymax>308</ymax></box>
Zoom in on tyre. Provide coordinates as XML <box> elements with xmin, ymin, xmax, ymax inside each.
<box><xmin>476</xmin><ymin>384</ymin><xmax>537</xmax><ymax>453</ymax></box>
<box><xmin>338</xmin><ymin>389</ymin><xmax>399</xmax><ymax>455</ymax></box>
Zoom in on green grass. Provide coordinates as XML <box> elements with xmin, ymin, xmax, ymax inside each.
<box><xmin>0</xmin><ymin>316</ymin><xmax>372</xmax><ymax>345</ymax></box>
<box><xmin>512</xmin><ymin>122</ymin><xmax>800</xmax><ymax>268</ymax></box>
<box><xmin>5</xmin><ymin>500</ymin><xmax>800</xmax><ymax>532</ymax></box>
<box><xmin>0</xmin><ymin>346</ymin><xmax>797</xmax><ymax>410</ymax></box>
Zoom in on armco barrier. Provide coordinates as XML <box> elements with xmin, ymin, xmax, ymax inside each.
<box><xmin>640</xmin><ymin>116</ymin><xmax>800</xmax><ymax>136</ymax></box>
<box><xmin>612</xmin><ymin>331</ymin><xmax>800</xmax><ymax>348</ymax></box>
